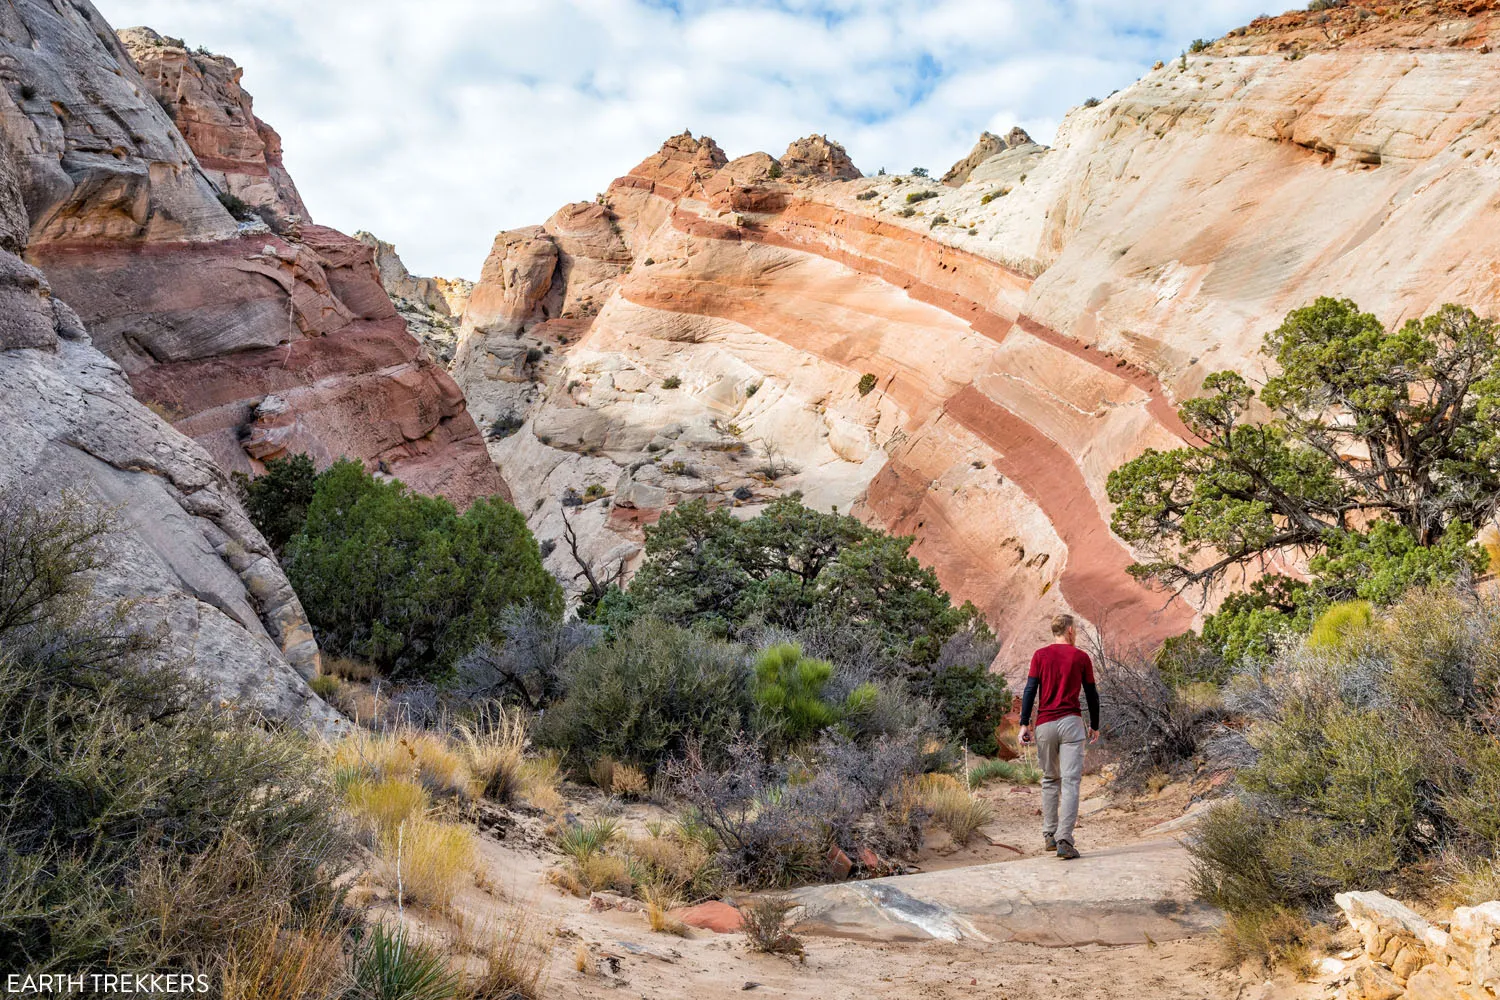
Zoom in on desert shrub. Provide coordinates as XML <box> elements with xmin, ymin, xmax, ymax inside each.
<box><xmin>857</xmin><ymin>373</ymin><xmax>878</xmax><ymax>395</ymax></box>
<box><xmin>1307</xmin><ymin>600</ymin><xmax>1373</xmax><ymax>650</ymax></box>
<box><xmin>458</xmin><ymin>602</ymin><xmax>600</xmax><ymax>710</ymax></box>
<box><xmin>753</xmin><ymin>642</ymin><xmax>874</xmax><ymax>747</ymax></box>
<box><xmin>1192</xmin><ymin>586</ymin><xmax>1500</xmax><ymax>921</ymax></box>
<box><xmin>1189</xmin><ymin>38</ymin><xmax>1212</xmax><ymax>53</ymax></box>
<box><xmin>308</xmin><ymin>673</ymin><xmax>340</xmax><ymax>700</ymax></box>
<box><xmin>287</xmin><ymin>460</ymin><xmax>561</xmax><ymax>678</ymax></box>
<box><xmin>855</xmin><ymin>189</ymin><xmax>878</xmax><ymax>201</ymax></box>
<box><xmin>741</xmin><ymin>897</ymin><xmax>805</xmax><ymax>959</ymax></box>
<box><xmin>897</xmin><ymin>207</ymin><xmax>915</xmax><ymax>217</ymax></box>
<box><xmin>929</xmin><ymin>214</ymin><xmax>949</xmax><ymax>227</ymax></box>
<box><xmin>662</xmin><ymin>375</ymin><xmax>682</xmax><ymax>389</ymax></box>
<box><xmin>466</xmin><ymin>905</ymin><xmax>551</xmax><ymax>1000</ymax></box>
<box><xmin>1082</xmin><ymin>97</ymin><xmax>1101</xmax><ymax>108</ymax></box>
<box><xmin>349</xmin><ymin>923</ymin><xmax>461</xmax><ymax>1000</ymax></box>
<box><xmin>231</xmin><ymin>452</ymin><xmax>319</xmax><ymax>553</ymax></box>
<box><xmin>0</xmin><ymin>488</ymin><xmax>352</xmax><ymax>973</ymax></box>
<box><xmin>767</xmin><ymin>161</ymin><xmax>783</xmax><ymax>178</ymax></box>
<box><xmin>672</xmin><ymin>730</ymin><xmax>926</xmax><ymax>889</ymax></box>
<box><xmin>913</xmin><ymin>661</ymin><xmax>1010</xmax><ymax>755</ymax></box>
<box><xmin>1097</xmin><ymin>650</ymin><xmax>1225</xmax><ymax>786</ymax></box>
<box><xmin>583</xmin><ymin>483</ymin><xmax>607</xmax><ymax>501</ymax></box>
<box><xmin>217</xmin><ymin>189</ymin><xmax>254</xmax><ymax>219</ymax></box>
<box><xmin>539</xmin><ymin>618</ymin><xmax>752</xmax><ymax>770</ymax></box>
<box><xmin>488</xmin><ymin>413</ymin><xmax>524</xmax><ymax>440</ymax></box>
<box><xmin>910</xmin><ymin>166</ymin><xmax>928</xmax><ymax>177</ymax></box>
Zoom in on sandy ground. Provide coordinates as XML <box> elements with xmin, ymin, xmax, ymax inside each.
<box><xmin>360</xmin><ymin>761</ymin><xmax>1311</xmax><ymax>1000</ymax></box>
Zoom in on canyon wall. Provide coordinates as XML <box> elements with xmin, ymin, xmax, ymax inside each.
<box><xmin>0</xmin><ymin>1</ymin><xmax>501</xmax><ymax>507</ymax></box>
<box><xmin>450</xmin><ymin>1</ymin><xmax>1500</xmax><ymax>666</ymax></box>
<box><xmin>0</xmin><ymin>42</ymin><xmax>335</xmax><ymax>728</ymax></box>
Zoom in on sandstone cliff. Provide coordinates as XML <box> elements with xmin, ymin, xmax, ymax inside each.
<box><xmin>450</xmin><ymin>2</ymin><xmax>1500</xmax><ymax>664</ymax></box>
<box><xmin>119</xmin><ymin>27</ymin><xmax>308</xmax><ymax>222</ymax></box>
<box><xmin>0</xmin><ymin>94</ymin><xmax>336</xmax><ymax>730</ymax></box>
<box><xmin>358</xmin><ymin>230</ymin><xmax>472</xmax><ymax>366</ymax></box>
<box><xmin>0</xmin><ymin>1</ymin><xmax>502</xmax><ymax>507</ymax></box>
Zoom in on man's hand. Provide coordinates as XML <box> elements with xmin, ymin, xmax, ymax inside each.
<box><xmin>1019</xmin><ymin>724</ymin><xmax>1033</xmax><ymax>745</ymax></box>
<box><xmin>1088</xmin><ymin>728</ymin><xmax>1101</xmax><ymax>745</ymax></box>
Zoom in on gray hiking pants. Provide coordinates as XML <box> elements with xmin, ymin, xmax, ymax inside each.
<box><xmin>1037</xmin><ymin>714</ymin><xmax>1087</xmax><ymax>844</ymax></box>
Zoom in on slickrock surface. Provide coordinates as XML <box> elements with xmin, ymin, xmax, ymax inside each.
<box><xmin>453</xmin><ymin>3</ymin><xmax>1500</xmax><ymax>662</ymax></box>
<box><xmin>0</xmin><ymin>89</ymin><xmax>336</xmax><ymax>731</ymax></box>
<box><xmin>789</xmin><ymin>839</ymin><xmax>1216</xmax><ymax>946</ymax></box>
<box><xmin>0</xmin><ymin>2</ymin><xmax>501</xmax><ymax>506</ymax></box>
<box><xmin>119</xmin><ymin>26</ymin><xmax>308</xmax><ymax>221</ymax></box>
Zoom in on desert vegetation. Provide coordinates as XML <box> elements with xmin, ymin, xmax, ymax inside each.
<box><xmin>1099</xmin><ymin>299</ymin><xmax>1500</xmax><ymax>968</ymax></box>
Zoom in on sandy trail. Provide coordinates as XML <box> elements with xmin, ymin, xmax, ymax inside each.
<box><xmin>411</xmin><ymin>774</ymin><xmax>1247</xmax><ymax>1000</ymax></box>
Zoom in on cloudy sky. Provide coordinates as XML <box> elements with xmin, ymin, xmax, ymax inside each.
<box><xmin>99</xmin><ymin>0</ymin><xmax>1275</xmax><ymax>278</ymax></box>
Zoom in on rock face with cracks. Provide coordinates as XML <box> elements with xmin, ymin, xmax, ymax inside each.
<box><xmin>451</xmin><ymin>3</ymin><xmax>1500</xmax><ymax>667</ymax></box>
<box><xmin>1334</xmin><ymin>890</ymin><xmax>1500</xmax><ymax>998</ymax></box>
<box><xmin>0</xmin><ymin>61</ymin><xmax>336</xmax><ymax>731</ymax></box>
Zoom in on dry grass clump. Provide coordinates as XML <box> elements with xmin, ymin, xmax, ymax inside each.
<box><xmin>218</xmin><ymin>906</ymin><xmax>349</xmax><ymax>1000</ymax></box>
<box><xmin>383</xmin><ymin>817</ymin><xmax>477</xmax><ymax>913</ymax></box>
<box><xmin>1218</xmin><ymin>907</ymin><xmax>1323</xmax><ymax>979</ymax></box>
<box><xmin>612</xmin><ymin>762</ymin><xmax>649</xmax><ymax>799</ymax></box>
<box><xmin>324</xmin><ymin>655</ymin><xmax>377</xmax><ymax>681</ymax></box>
<box><xmin>462</xmin><ymin>905</ymin><xmax>553</xmax><ymax>999</ymax></box>
<box><xmin>519</xmin><ymin>752</ymin><xmax>564</xmax><ymax>813</ymax></box>
<box><xmin>918</xmin><ymin>773</ymin><xmax>994</xmax><ymax>845</ymax></box>
<box><xmin>741</xmin><ymin>896</ymin><xmax>805</xmax><ymax>960</ymax></box>
<box><xmin>588</xmin><ymin>756</ymin><xmax>651</xmax><ymax>799</ymax></box>
<box><xmin>456</xmin><ymin>706</ymin><xmax>528</xmax><ymax>802</ymax></box>
<box><xmin>402</xmin><ymin>731</ymin><xmax>472</xmax><ymax>797</ymax></box>
<box><xmin>344</xmin><ymin>775</ymin><xmax>429</xmax><ymax>840</ymax></box>
<box><xmin>966</xmin><ymin>758</ymin><xmax>1040</xmax><ymax>787</ymax></box>
<box><xmin>641</xmin><ymin>885</ymin><xmax>689</xmax><ymax>937</ymax></box>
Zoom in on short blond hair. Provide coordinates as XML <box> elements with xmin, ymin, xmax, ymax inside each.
<box><xmin>1050</xmin><ymin>613</ymin><xmax>1075</xmax><ymax>637</ymax></box>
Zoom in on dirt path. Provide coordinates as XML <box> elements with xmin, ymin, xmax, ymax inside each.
<box><xmin>397</xmin><ymin>773</ymin><xmax>1255</xmax><ymax>1000</ymax></box>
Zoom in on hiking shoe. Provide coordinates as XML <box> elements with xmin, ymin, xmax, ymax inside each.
<box><xmin>1043</xmin><ymin>834</ymin><xmax>1057</xmax><ymax>852</ymax></box>
<box><xmin>1056</xmin><ymin>840</ymin><xmax>1081</xmax><ymax>861</ymax></box>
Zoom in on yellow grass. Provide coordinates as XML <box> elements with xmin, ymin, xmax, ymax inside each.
<box><xmin>456</xmin><ymin>707</ymin><xmax>528</xmax><ymax>802</ymax></box>
<box><xmin>343</xmin><ymin>775</ymin><xmax>428</xmax><ymax>840</ymax></box>
<box><xmin>920</xmin><ymin>777</ymin><xmax>995</xmax><ymax>846</ymax></box>
<box><xmin>519</xmin><ymin>752</ymin><xmax>564</xmax><ymax>813</ymax></box>
<box><xmin>383</xmin><ymin>818</ymin><xmax>476</xmax><ymax>914</ymax></box>
<box><xmin>641</xmin><ymin>885</ymin><xmax>689</xmax><ymax>937</ymax></box>
<box><xmin>611</xmin><ymin>763</ymin><xmax>648</xmax><ymax>799</ymax></box>
<box><xmin>219</xmin><ymin>907</ymin><xmax>347</xmax><ymax>1000</ymax></box>
<box><xmin>401</xmin><ymin>731</ymin><xmax>470</xmax><ymax>797</ymax></box>
<box><xmin>463</xmin><ymin>902</ymin><xmax>553</xmax><ymax>999</ymax></box>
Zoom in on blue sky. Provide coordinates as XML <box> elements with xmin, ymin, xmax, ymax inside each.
<box><xmin>98</xmin><ymin>0</ymin><xmax>1277</xmax><ymax>278</ymax></box>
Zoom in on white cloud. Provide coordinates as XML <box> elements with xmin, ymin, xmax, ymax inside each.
<box><xmin>96</xmin><ymin>0</ymin><xmax>1273</xmax><ymax>278</ymax></box>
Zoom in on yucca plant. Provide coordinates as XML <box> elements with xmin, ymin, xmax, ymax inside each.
<box><xmin>348</xmin><ymin>923</ymin><xmax>461</xmax><ymax>1000</ymax></box>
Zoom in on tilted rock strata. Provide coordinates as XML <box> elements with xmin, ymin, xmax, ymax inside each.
<box><xmin>454</xmin><ymin>3</ymin><xmax>1500</xmax><ymax>662</ymax></box>
<box><xmin>0</xmin><ymin>126</ymin><xmax>337</xmax><ymax>732</ymax></box>
<box><xmin>119</xmin><ymin>26</ymin><xmax>309</xmax><ymax>221</ymax></box>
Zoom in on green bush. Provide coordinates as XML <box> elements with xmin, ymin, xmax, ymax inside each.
<box><xmin>350</xmin><ymin>923</ymin><xmax>461</xmax><ymax>1000</ymax></box>
<box><xmin>920</xmin><ymin>662</ymin><xmax>1010</xmax><ymax>756</ymax></box>
<box><xmin>538</xmin><ymin>618</ymin><xmax>753</xmax><ymax>770</ymax></box>
<box><xmin>753</xmin><ymin>642</ymin><xmax>877</xmax><ymax>748</ymax></box>
<box><xmin>1307</xmin><ymin>600</ymin><xmax>1372</xmax><ymax>650</ymax></box>
<box><xmin>621</xmin><ymin>495</ymin><xmax>989</xmax><ymax>666</ymax></box>
<box><xmin>216</xmin><ymin>189</ymin><xmax>253</xmax><ymax>220</ymax></box>
<box><xmin>286</xmin><ymin>460</ymin><xmax>561</xmax><ymax>678</ymax></box>
<box><xmin>232</xmin><ymin>452</ymin><xmax>319</xmax><ymax>553</ymax></box>
<box><xmin>857</xmin><ymin>373</ymin><xmax>878</xmax><ymax>396</ymax></box>
<box><xmin>662</xmin><ymin>375</ymin><xmax>682</xmax><ymax>389</ymax></box>
<box><xmin>905</xmin><ymin>190</ymin><xmax>937</xmax><ymax>204</ymax></box>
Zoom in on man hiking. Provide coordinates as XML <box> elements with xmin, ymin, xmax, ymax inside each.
<box><xmin>1018</xmin><ymin>613</ymin><xmax>1100</xmax><ymax>860</ymax></box>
